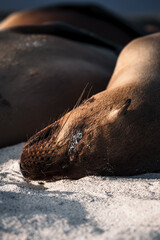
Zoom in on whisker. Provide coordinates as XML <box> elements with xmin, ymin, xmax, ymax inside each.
<box><xmin>74</xmin><ymin>82</ymin><xmax>89</xmax><ymax>108</ymax></box>
<box><xmin>86</xmin><ymin>85</ymin><xmax>93</xmax><ymax>100</ymax></box>
<box><xmin>54</xmin><ymin>83</ymin><xmax>89</xmax><ymax>142</ymax></box>
<box><xmin>46</xmin><ymin>116</ymin><xmax>55</xmax><ymax>127</ymax></box>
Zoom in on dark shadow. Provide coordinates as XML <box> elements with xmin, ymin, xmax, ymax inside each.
<box><xmin>101</xmin><ymin>172</ymin><xmax>160</xmax><ymax>181</ymax></box>
<box><xmin>0</xmin><ymin>189</ymin><xmax>104</xmax><ymax>235</ymax></box>
<box><xmin>0</xmin><ymin>157</ymin><xmax>104</xmax><ymax>235</ymax></box>
<box><xmin>148</xmin><ymin>230</ymin><xmax>160</xmax><ymax>240</ymax></box>
<box><xmin>130</xmin><ymin>172</ymin><xmax>160</xmax><ymax>180</ymax></box>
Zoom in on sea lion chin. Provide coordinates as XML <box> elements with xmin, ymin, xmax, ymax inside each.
<box><xmin>20</xmin><ymin>32</ymin><xmax>160</xmax><ymax>181</ymax></box>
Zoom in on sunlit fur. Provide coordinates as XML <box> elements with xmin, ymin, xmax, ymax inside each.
<box><xmin>21</xmin><ymin>33</ymin><xmax>160</xmax><ymax>181</ymax></box>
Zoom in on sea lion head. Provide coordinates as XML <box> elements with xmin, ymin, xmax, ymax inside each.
<box><xmin>20</xmin><ymin>90</ymin><xmax>133</xmax><ymax>181</ymax></box>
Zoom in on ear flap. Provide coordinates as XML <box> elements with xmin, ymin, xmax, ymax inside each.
<box><xmin>118</xmin><ymin>99</ymin><xmax>131</xmax><ymax>116</ymax></box>
<box><xmin>108</xmin><ymin>99</ymin><xmax>131</xmax><ymax>121</ymax></box>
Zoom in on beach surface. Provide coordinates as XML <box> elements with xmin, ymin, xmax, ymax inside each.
<box><xmin>0</xmin><ymin>143</ymin><xmax>160</xmax><ymax>240</ymax></box>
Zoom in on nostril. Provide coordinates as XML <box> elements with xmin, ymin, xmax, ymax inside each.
<box><xmin>20</xmin><ymin>163</ymin><xmax>30</xmax><ymax>178</ymax></box>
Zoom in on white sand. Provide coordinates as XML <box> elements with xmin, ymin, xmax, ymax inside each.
<box><xmin>0</xmin><ymin>143</ymin><xmax>160</xmax><ymax>240</ymax></box>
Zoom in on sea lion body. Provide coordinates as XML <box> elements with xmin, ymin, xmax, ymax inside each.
<box><xmin>0</xmin><ymin>4</ymin><xmax>141</xmax><ymax>46</ymax></box>
<box><xmin>20</xmin><ymin>33</ymin><xmax>160</xmax><ymax>180</ymax></box>
<box><xmin>0</xmin><ymin>3</ymin><xmax>144</xmax><ymax>148</ymax></box>
<box><xmin>0</xmin><ymin>29</ymin><xmax>117</xmax><ymax>148</ymax></box>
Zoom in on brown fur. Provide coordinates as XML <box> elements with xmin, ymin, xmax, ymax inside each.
<box><xmin>0</xmin><ymin>3</ymin><xmax>144</xmax><ymax>148</ymax></box>
<box><xmin>0</xmin><ymin>3</ymin><xmax>141</xmax><ymax>46</ymax></box>
<box><xmin>20</xmin><ymin>32</ymin><xmax>160</xmax><ymax>180</ymax></box>
<box><xmin>0</xmin><ymin>30</ymin><xmax>117</xmax><ymax>148</ymax></box>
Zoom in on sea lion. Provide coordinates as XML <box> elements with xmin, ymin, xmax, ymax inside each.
<box><xmin>131</xmin><ymin>17</ymin><xmax>160</xmax><ymax>34</ymax></box>
<box><xmin>20</xmin><ymin>32</ymin><xmax>160</xmax><ymax>180</ymax></box>
<box><xmin>0</xmin><ymin>3</ymin><xmax>144</xmax><ymax>148</ymax></box>
<box><xmin>0</xmin><ymin>24</ymin><xmax>118</xmax><ymax>148</ymax></box>
<box><xmin>0</xmin><ymin>3</ymin><xmax>142</xmax><ymax>46</ymax></box>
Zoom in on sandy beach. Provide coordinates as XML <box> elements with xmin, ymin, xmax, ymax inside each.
<box><xmin>0</xmin><ymin>1</ymin><xmax>160</xmax><ymax>239</ymax></box>
<box><xmin>0</xmin><ymin>143</ymin><xmax>160</xmax><ymax>240</ymax></box>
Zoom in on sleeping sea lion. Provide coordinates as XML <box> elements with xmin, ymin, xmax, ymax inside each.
<box><xmin>0</xmin><ymin>2</ymin><xmax>144</xmax><ymax>148</ymax></box>
<box><xmin>0</xmin><ymin>3</ymin><xmax>142</xmax><ymax>46</ymax></box>
<box><xmin>20</xmin><ymin>32</ymin><xmax>160</xmax><ymax>180</ymax></box>
<box><xmin>0</xmin><ymin>24</ymin><xmax>118</xmax><ymax>148</ymax></box>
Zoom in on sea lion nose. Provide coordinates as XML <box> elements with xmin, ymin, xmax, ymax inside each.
<box><xmin>20</xmin><ymin>163</ymin><xmax>30</xmax><ymax>178</ymax></box>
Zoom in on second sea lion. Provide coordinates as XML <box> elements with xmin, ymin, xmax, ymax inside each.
<box><xmin>0</xmin><ymin>25</ymin><xmax>118</xmax><ymax>148</ymax></box>
<box><xmin>0</xmin><ymin>3</ymin><xmax>142</xmax><ymax>46</ymax></box>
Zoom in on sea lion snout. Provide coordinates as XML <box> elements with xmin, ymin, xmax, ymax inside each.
<box><xmin>20</xmin><ymin>94</ymin><xmax>134</xmax><ymax>180</ymax></box>
<box><xmin>20</xmin><ymin>116</ymin><xmax>80</xmax><ymax>181</ymax></box>
<box><xmin>20</xmin><ymin>122</ymin><xmax>60</xmax><ymax>179</ymax></box>
<box><xmin>24</xmin><ymin>122</ymin><xmax>59</xmax><ymax>149</ymax></box>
